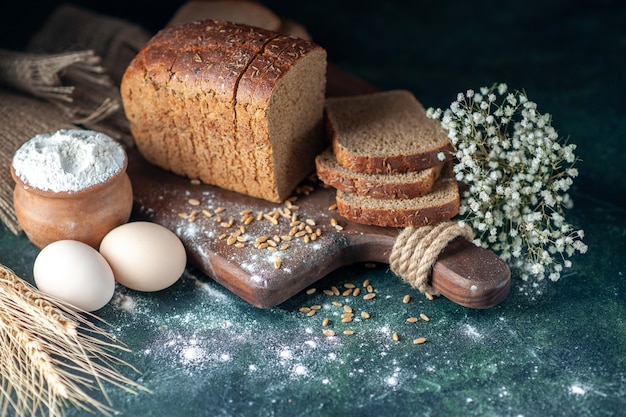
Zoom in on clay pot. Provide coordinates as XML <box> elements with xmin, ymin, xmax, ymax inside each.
<box><xmin>11</xmin><ymin>157</ymin><xmax>133</xmax><ymax>249</ymax></box>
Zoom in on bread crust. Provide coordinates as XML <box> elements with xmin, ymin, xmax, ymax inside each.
<box><xmin>316</xmin><ymin>147</ymin><xmax>443</xmax><ymax>199</ymax></box>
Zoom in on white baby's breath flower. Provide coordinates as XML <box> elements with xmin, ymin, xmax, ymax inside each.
<box><xmin>427</xmin><ymin>83</ymin><xmax>586</xmax><ymax>282</ymax></box>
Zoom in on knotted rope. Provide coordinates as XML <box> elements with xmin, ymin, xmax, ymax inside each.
<box><xmin>389</xmin><ymin>221</ymin><xmax>474</xmax><ymax>298</ymax></box>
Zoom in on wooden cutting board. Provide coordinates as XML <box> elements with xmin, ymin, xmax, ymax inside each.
<box><xmin>127</xmin><ymin>65</ymin><xmax>511</xmax><ymax>309</ymax></box>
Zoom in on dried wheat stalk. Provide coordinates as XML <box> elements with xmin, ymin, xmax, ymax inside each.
<box><xmin>0</xmin><ymin>264</ymin><xmax>149</xmax><ymax>417</ymax></box>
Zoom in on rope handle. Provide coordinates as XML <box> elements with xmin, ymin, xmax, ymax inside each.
<box><xmin>389</xmin><ymin>221</ymin><xmax>474</xmax><ymax>298</ymax></box>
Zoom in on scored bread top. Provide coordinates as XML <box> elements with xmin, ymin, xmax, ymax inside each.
<box><xmin>140</xmin><ymin>19</ymin><xmax>279</xmax><ymax>100</ymax></box>
<box><xmin>316</xmin><ymin>147</ymin><xmax>443</xmax><ymax>199</ymax></box>
<box><xmin>326</xmin><ymin>90</ymin><xmax>452</xmax><ymax>174</ymax></box>
<box><xmin>334</xmin><ymin>163</ymin><xmax>459</xmax><ymax>228</ymax></box>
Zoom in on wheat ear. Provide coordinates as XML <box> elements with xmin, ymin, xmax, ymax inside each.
<box><xmin>0</xmin><ymin>264</ymin><xmax>150</xmax><ymax>417</ymax></box>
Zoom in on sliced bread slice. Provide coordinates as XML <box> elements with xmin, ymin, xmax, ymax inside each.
<box><xmin>316</xmin><ymin>147</ymin><xmax>443</xmax><ymax>199</ymax></box>
<box><xmin>334</xmin><ymin>165</ymin><xmax>459</xmax><ymax>228</ymax></box>
<box><xmin>326</xmin><ymin>90</ymin><xmax>451</xmax><ymax>174</ymax></box>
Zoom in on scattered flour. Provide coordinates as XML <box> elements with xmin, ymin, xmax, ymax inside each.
<box><xmin>279</xmin><ymin>349</ymin><xmax>293</xmax><ymax>360</ymax></box>
<box><xmin>461</xmin><ymin>324</ymin><xmax>483</xmax><ymax>340</ymax></box>
<box><xmin>12</xmin><ymin>129</ymin><xmax>126</xmax><ymax>192</ymax></box>
<box><xmin>292</xmin><ymin>365</ymin><xmax>308</xmax><ymax>376</ymax></box>
<box><xmin>108</xmin><ymin>272</ymin><xmax>494</xmax><ymax>403</ymax></box>
<box><xmin>386</xmin><ymin>376</ymin><xmax>399</xmax><ymax>386</ymax></box>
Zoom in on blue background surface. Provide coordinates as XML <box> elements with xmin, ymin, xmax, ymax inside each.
<box><xmin>0</xmin><ymin>1</ymin><xmax>624</xmax><ymax>416</ymax></box>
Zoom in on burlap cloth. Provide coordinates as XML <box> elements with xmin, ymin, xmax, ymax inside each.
<box><xmin>0</xmin><ymin>5</ymin><xmax>151</xmax><ymax>234</ymax></box>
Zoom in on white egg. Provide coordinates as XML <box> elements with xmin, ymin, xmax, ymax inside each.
<box><xmin>33</xmin><ymin>240</ymin><xmax>116</xmax><ymax>312</ymax></box>
<box><xmin>99</xmin><ymin>221</ymin><xmax>186</xmax><ymax>292</ymax></box>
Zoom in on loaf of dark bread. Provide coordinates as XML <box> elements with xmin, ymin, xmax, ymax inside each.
<box><xmin>121</xmin><ymin>19</ymin><xmax>327</xmax><ymax>202</ymax></box>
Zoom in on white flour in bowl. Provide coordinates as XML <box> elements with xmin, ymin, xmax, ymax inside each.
<box><xmin>12</xmin><ymin>129</ymin><xmax>126</xmax><ymax>192</ymax></box>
